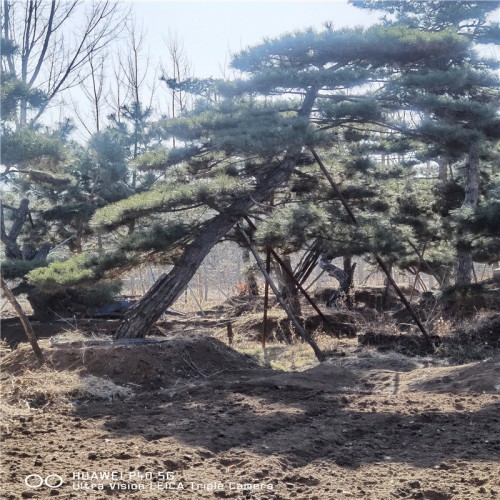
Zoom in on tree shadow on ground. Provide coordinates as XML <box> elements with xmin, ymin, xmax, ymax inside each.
<box><xmin>75</xmin><ymin>374</ymin><xmax>500</xmax><ymax>470</ymax></box>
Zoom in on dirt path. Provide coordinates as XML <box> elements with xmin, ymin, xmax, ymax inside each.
<box><xmin>1</xmin><ymin>340</ymin><xmax>499</xmax><ymax>499</ymax></box>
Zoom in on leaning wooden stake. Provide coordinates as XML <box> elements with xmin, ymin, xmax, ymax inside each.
<box><xmin>262</xmin><ymin>193</ymin><xmax>274</xmax><ymax>348</ymax></box>
<box><xmin>244</xmin><ymin>216</ymin><xmax>340</xmax><ymax>338</ymax></box>
<box><xmin>309</xmin><ymin>146</ymin><xmax>434</xmax><ymax>351</ymax></box>
<box><xmin>1</xmin><ymin>277</ymin><xmax>45</xmax><ymax>366</ymax></box>
<box><xmin>262</xmin><ymin>247</ymin><xmax>271</xmax><ymax>348</ymax></box>
<box><xmin>410</xmin><ymin>242</ymin><xmax>427</xmax><ymax>302</ymax></box>
<box><xmin>238</xmin><ymin>224</ymin><xmax>326</xmax><ymax>362</ymax></box>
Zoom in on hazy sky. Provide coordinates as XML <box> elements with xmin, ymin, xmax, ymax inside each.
<box><xmin>59</xmin><ymin>1</ymin><xmax>380</xmax><ymax>137</ymax></box>
<box><xmin>129</xmin><ymin>1</ymin><xmax>379</xmax><ymax>77</ymax></box>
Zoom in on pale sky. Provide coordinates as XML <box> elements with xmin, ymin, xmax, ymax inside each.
<box><xmin>59</xmin><ymin>1</ymin><xmax>379</xmax><ymax>138</ymax></box>
<box><xmin>129</xmin><ymin>1</ymin><xmax>379</xmax><ymax>77</ymax></box>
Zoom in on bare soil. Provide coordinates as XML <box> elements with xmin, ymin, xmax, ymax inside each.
<box><xmin>1</xmin><ymin>318</ymin><xmax>499</xmax><ymax>500</ymax></box>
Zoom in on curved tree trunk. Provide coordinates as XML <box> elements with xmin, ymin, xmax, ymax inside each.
<box><xmin>115</xmin><ymin>168</ymin><xmax>296</xmax><ymax>339</ymax></box>
<box><xmin>320</xmin><ymin>255</ymin><xmax>356</xmax><ymax>308</ymax></box>
<box><xmin>115</xmin><ymin>87</ymin><xmax>318</xmax><ymax>339</ymax></box>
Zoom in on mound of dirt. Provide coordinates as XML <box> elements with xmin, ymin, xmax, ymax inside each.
<box><xmin>438</xmin><ymin>280</ymin><xmax>500</xmax><ymax>317</ymax></box>
<box><xmin>1</xmin><ymin>334</ymin><xmax>260</xmax><ymax>389</ymax></box>
<box><xmin>458</xmin><ymin>312</ymin><xmax>500</xmax><ymax>346</ymax></box>
<box><xmin>314</xmin><ymin>286</ymin><xmax>418</xmax><ymax>311</ymax></box>
<box><xmin>304</xmin><ymin>312</ymin><xmax>357</xmax><ymax>338</ymax></box>
<box><xmin>411</xmin><ymin>355</ymin><xmax>500</xmax><ymax>394</ymax></box>
<box><xmin>358</xmin><ymin>330</ymin><xmax>439</xmax><ymax>355</ymax></box>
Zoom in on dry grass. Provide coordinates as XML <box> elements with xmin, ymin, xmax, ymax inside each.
<box><xmin>209</xmin><ymin>306</ymin><xmax>351</xmax><ymax>371</ymax></box>
<box><xmin>231</xmin><ymin>333</ymin><xmax>343</xmax><ymax>372</ymax></box>
<box><xmin>0</xmin><ymin>366</ymin><xmax>133</xmax><ymax>421</ymax></box>
<box><xmin>435</xmin><ymin>311</ymin><xmax>500</xmax><ymax>362</ymax></box>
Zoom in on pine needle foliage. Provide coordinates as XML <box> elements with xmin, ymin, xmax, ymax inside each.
<box><xmin>26</xmin><ymin>252</ymin><xmax>129</xmax><ymax>293</ymax></box>
<box><xmin>92</xmin><ymin>174</ymin><xmax>251</xmax><ymax>230</ymax></box>
<box><xmin>1</xmin><ymin>259</ymin><xmax>47</xmax><ymax>280</ymax></box>
<box><xmin>119</xmin><ymin>223</ymin><xmax>192</xmax><ymax>253</ymax></box>
<box><xmin>1</xmin><ymin>128</ymin><xmax>66</xmax><ymax>172</ymax></box>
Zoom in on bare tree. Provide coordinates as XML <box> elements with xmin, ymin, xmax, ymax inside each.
<box><xmin>120</xmin><ymin>21</ymin><xmax>155</xmax><ymax>109</ymax></box>
<box><xmin>161</xmin><ymin>30</ymin><xmax>192</xmax><ymax>146</ymax></box>
<box><xmin>107</xmin><ymin>20</ymin><xmax>159</xmax><ymax>121</ymax></box>
<box><xmin>1</xmin><ymin>0</ymin><xmax>128</xmax><ymax>127</ymax></box>
<box><xmin>73</xmin><ymin>51</ymin><xmax>107</xmax><ymax>134</ymax></box>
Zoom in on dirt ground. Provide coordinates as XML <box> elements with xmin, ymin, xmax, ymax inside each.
<box><xmin>1</xmin><ymin>317</ymin><xmax>499</xmax><ymax>500</ymax></box>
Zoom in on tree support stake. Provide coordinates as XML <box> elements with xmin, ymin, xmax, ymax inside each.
<box><xmin>262</xmin><ymin>247</ymin><xmax>271</xmax><ymax>348</ymax></box>
<box><xmin>1</xmin><ymin>277</ymin><xmax>45</xmax><ymax>366</ymax></box>
<box><xmin>309</xmin><ymin>146</ymin><xmax>434</xmax><ymax>351</ymax></box>
<box><xmin>238</xmin><ymin>224</ymin><xmax>326</xmax><ymax>362</ymax></box>
<box><xmin>243</xmin><ymin>216</ymin><xmax>340</xmax><ymax>338</ymax></box>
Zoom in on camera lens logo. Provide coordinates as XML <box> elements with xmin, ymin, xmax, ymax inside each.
<box><xmin>25</xmin><ymin>474</ymin><xmax>64</xmax><ymax>489</ymax></box>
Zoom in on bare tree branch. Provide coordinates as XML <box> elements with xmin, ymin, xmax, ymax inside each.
<box><xmin>2</xmin><ymin>0</ymin><xmax>129</xmax><ymax>126</ymax></box>
<box><xmin>0</xmin><ymin>199</ymin><xmax>29</xmax><ymax>259</ymax></box>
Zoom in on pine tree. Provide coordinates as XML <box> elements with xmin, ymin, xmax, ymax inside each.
<box><xmin>353</xmin><ymin>0</ymin><xmax>500</xmax><ymax>284</ymax></box>
<box><xmin>100</xmin><ymin>24</ymin><xmax>472</xmax><ymax>340</ymax></box>
<box><xmin>1</xmin><ymin>38</ymin><xmax>137</xmax><ymax>318</ymax></box>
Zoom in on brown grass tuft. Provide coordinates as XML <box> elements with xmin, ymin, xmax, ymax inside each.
<box><xmin>1</xmin><ymin>367</ymin><xmax>133</xmax><ymax>419</ymax></box>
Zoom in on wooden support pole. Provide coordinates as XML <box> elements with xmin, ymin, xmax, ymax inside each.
<box><xmin>410</xmin><ymin>243</ymin><xmax>426</xmax><ymax>302</ymax></box>
<box><xmin>262</xmin><ymin>193</ymin><xmax>274</xmax><ymax>348</ymax></box>
<box><xmin>244</xmin><ymin>216</ymin><xmax>340</xmax><ymax>338</ymax></box>
<box><xmin>407</xmin><ymin>239</ymin><xmax>442</xmax><ymax>287</ymax></box>
<box><xmin>238</xmin><ymin>224</ymin><xmax>326</xmax><ymax>362</ymax></box>
<box><xmin>309</xmin><ymin>146</ymin><xmax>434</xmax><ymax>350</ymax></box>
<box><xmin>187</xmin><ymin>285</ymin><xmax>206</xmax><ymax>317</ymax></box>
<box><xmin>1</xmin><ymin>277</ymin><xmax>44</xmax><ymax>366</ymax></box>
<box><xmin>262</xmin><ymin>247</ymin><xmax>271</xmax><ymax>348</ymax></box>
<box><xmin>226</xmin><ymin>322</ymin><xmax>234</xmax><ymax>345</ymax></box>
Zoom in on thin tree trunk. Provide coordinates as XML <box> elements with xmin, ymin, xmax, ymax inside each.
<box><xmin>382</xmin><ymin>264</ymin><xmax>393</xmax><ymax>310</ymax></box>
<box><xmin>456</xmin><ymin>144</ymin><xmax>480</xmax><ymax>285</ymax></box>
<box><xmin>1</xmin><ymin>277</ymin><xmax>44</xmax><ymax>365</ymax></box>
<box><xmin>437</xmin><ymin>155</ymin><xmax>448</xmax><ymax>181</ymax></box>
<box><xmin>276</xmin><ymin>255</ymin><xmax>302</xmax><ymax>317</ymax></box>
<box><xmin>114</xmin><ymin>87</ymin><xmax>318</xmax><ymax>339</ymax></box>
<box><xmin>343</xmin><ymin>255</ymin><xmax>356</xmax><ymax>308</ymax></box>
<box><xmin>242</xmin><ymin>247</ymin><xmax>259</xmax><ymax>295</ymax></box>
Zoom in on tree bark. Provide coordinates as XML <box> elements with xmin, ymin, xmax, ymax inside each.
<box><xmin>115</xmin><ymin>171</ymin><xmax>291</xmax><ymax>338</ymax></box>
<box><xmin>437</xmin><ymin>155</ymin><xmax>449</xmax><ymax>181</ymax></box>
<box><xmin>456</xmin><ymin>144</ymin><xmax>480</xmax><ymax>285</ymax></box>
<box><xmin>343</xmin><ymin>255</ymin><xmax>356</xmax><ymax>308</ymax></box>
<box><xmin>1</xmin><ymin>199</ymin><xmax>30</xmax><ymax>259</ymax></box>
<box><xmin>320</xmin><ymin>256</ymin><xmax>356</xmax><ymax>308</ymax></box>
<box><xmin>241</xmin><ymin>247</ymin><xmax>259</xmax><ymax>295</ymax></box>
<box><xmin>276</xmin><ymin>255</ymin><xmax>302</xmax><ymax>317</ymax></box>
<box><xmin>114</xmin><ymin>87</ymin><xmax>318</xmax><ymax>339</ymax></box>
